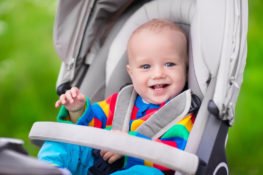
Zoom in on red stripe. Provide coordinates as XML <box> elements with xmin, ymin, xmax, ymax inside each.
<box><xmin>153</xmin><ymin>163</ymin><xmax>170</xmax><ymax>171</ymax></box>
<box><xmin>130</xmin><ymin>106</ymin><xmax>139</xmax><ymax>120</ymax></box>
<box><xmin>156</xmin><ymin>140</ymin><xmax>177</xmax><ymax>148</ymax></box>
<box><xmin>145</xmin><ymin>108</ymin><xmax>158</xmax><ymax>116</ymax></box>
<box><xmin>94</xmin><ymin>117</ymin><xmax>102</xmax><ymax>128</ymax></box>
<box><xmin>190</xmin><ymin>113</ymin><xmax>195</xmax><ymax>123</ymax></box>
<box><xmin>106</xmin><ymin>93</ymin><xmax>118</xmax><ymax>126</ymax></box>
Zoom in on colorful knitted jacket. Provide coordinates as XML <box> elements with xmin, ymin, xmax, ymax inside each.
<box><xmin>57</xmin><ymin>92</ymin><xmax>195</xmax><ymax>171</ymax></box>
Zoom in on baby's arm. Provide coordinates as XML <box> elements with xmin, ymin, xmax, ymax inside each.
<box><xmin>55</xmin><ymin>87</ymin><xmax>86</xmax><ymax>123</ymax></box>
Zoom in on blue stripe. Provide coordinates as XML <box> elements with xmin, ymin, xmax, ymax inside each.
<box><xmin>92</xmin><ymin>103</ymin><xmax>107</xmax><ymax>128</ymax></box>
<box><xmin>161</xmin><ymin>137</ymin><xmax>187</xmax><ymax>150</ymax></box>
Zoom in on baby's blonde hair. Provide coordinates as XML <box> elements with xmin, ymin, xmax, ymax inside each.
<box><xmin>132</xmin><ymin>19</ymin><xmax>185</xmax><ymax>35</ymax></box>
<box><xmin>128</xmin><ymin>19</ymin><xmax>188</xmax><ymax>63</ymax></box>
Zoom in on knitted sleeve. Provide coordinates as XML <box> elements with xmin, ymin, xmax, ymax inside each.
<box><xmin>56</xmin><ymin>93</ymin><xmax>118</xmax><ymax>129</ymax></box>
<box><xmin>76</xmin><ymin>93</ymin><xmax>118</xmax><ymax>129</ymax></box>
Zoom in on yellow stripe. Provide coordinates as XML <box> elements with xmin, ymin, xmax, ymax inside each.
<box><xmin>131</xmin><ymin>119</ymin><xmax>144</xmax><ymax>131</ymax></box>
<box><xmin>98</xmin><ymin>100</ymin><xmax>110</xmax><ymax>116</ymax></box>
<box><xmin>178</xmin><ymin>114</ymin><xmax>193</xmax><ymax>131</ymax></box>
<box><xmin>144</xmin><ymin>160</ymin><xmax>153</xmax><ymax>167</ymax></box>
<box><xmin>89</xmin><ymin>118</ymin><xmax>95</xmax><ymax>127</ymax></box>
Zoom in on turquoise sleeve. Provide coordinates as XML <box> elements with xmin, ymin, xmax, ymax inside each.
<box><xmin>38</xmin><ymin>141</ymin><xmax>94</xmax><ymax>175</ymax></box>
<box><xmin>38</xmin><ymin>141</ymin><xmax>71</xmax><ymax>168</ymax></box>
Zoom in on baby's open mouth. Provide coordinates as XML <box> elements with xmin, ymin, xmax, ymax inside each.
<box><xmin>150</xmin><ymin>84</ymin><xmax>169</xmax><ymax>89</ymax></box>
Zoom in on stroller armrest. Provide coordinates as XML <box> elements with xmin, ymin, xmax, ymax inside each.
<box><xmin>29</xmin><ymin>122</ymin><xmax>200</xmax><ymax>174</ymax></box>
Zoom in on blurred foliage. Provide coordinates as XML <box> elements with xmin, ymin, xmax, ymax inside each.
<box><xmin>0</xmin><ymin>0</ymin><xmax>262</xmax><ymax>174</ymax></box>
<box><xmin>227</xmin><ymin>0</ymin><xmax>263</xmax><ymax>174</ymax></box>
<box><xmin>0</xmin><ymin>0</ymin><xmax>59</xmax><ymax>155</ymax></box>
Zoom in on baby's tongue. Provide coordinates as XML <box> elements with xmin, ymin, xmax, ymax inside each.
<box><xmin>153</xmin><ymin>84</ymin><xmax>164</xmax><ymax>89</ymax></box>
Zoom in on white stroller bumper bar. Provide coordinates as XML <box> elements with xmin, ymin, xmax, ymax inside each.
<box><xmin>29</xmin><ymin>122</ymin><xmax>201</xmax><ymax>175</ymax></box>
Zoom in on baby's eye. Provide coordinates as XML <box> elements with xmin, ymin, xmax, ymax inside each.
<box><xmin>165</xmin><ymin>62</ymin><xmax>176</xmax><ymax>67</ymax></box>
<box><xmin>140</xmin><ymin>64</ymin><xmax>151</xmax><ymax>69</ymax></box>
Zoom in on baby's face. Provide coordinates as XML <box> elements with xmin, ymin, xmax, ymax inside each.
<box><xmin>127</xmin><ymin>29</ymin><xmax>187</xmax><ymax>104</ymax></box>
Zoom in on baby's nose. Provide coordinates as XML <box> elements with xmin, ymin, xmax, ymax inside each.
<box><xmin>152</xmin><ymin>67</ymin><xmax>165</xmax><ymax>79</ymax></box>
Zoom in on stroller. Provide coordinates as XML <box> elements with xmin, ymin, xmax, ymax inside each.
<box><xmin>27</xmin><ymin>0</ymin><xmax>248</xmax><ymax>174</ymax></box>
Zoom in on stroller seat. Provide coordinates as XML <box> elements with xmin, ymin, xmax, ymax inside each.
<box><xmin>29</xmin><ymin>0</ymin><xmax>248</xmax><ymax>174</ymax></box>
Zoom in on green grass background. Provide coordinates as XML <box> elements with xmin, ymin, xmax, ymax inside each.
<box><xmin>0</xmin><ymin>0</ymin><xmax>262</xmax><ymax>174</ymax></box>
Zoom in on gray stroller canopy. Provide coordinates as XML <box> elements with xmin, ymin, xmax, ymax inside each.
<box><xmin>30</xmin><ymin>0</ymin><xmax>248</xmax><ymax>174</ymax></box>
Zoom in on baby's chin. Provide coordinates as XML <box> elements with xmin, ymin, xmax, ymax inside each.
<box><xmin>143</xmin><ymin>97</ymin><xmax>169</xmax><ymax>105</ymax></box>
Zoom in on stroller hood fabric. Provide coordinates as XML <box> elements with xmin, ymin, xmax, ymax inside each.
<box><xmin>54</xmin><ymin>0</ymin><xmax>133</xmax><ymax>64</ymax></box>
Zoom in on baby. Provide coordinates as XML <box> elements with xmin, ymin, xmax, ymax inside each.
<box><xmin>39</xmin><ymin>19</ymin><xmax>192</xmax><ymax>175</ymax></box>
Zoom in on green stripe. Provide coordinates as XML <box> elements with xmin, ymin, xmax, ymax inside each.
<box><xmin>56</xmin><ymin>105</ymin><xmax>73</xmax><ymax>124</ymax></box>
<box><xmin>161</xmin><ymin>124</ymin><xmax>189</xmax><ymax>140</ymax></box>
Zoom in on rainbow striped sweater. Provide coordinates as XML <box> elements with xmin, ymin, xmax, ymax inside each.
<box><xmin>57</xmin><ymin>93</ymin><xmax>195</xmax><ymax>171</ymax></box>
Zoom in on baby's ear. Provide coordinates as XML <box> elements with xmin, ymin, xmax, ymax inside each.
<box><xmin>127</xmin><ymin>64</ymin><xmax>135</xmax><ymax>80</ymax></box>
<box><xmin>126</xmin><ymin>64</ymin><xmax>132</xmax><ymax>76</ymax></box>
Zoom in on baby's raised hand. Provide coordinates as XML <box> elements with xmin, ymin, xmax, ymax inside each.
<box><xmin>55</xmin><ymin>87</ymin><xmax>86</xmax><ymax>113</ymax></box>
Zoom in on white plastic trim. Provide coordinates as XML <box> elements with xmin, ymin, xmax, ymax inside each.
<box><xmin>213</xmin><ymin>162</ymin><xmax>229</xmax><ymax>175</ymax></box>
<box><xmin>29</xmin><ymin>122</ymin><xmax>199</xmax><ymax>174</ymax></box>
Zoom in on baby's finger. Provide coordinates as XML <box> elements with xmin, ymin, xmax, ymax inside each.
<box><xmin>71</xmin><ymin>87</ymin><xmax>79</xmax><ymax>98</ymax></box>
<box><xmin>77</xmin><ymin>93</ymin><xmax>86</xmax><ymax>102</ymax></box>
<box><xmin>55</xmin><ymin>100</ymin><xmax>61</xmax><ymax>108</ymax></box>
<box><xmin>59</xmin><ymin>94</ymin><xmax>67</xmax><ymax>105</ymax></box>
<box><xmin>102</xmin><ymin>151</ymin><xmax>113</xmax><ymax>161</ymax></box>
<box><xmin>65</xmin><ymin>90</ymin><xmax>74</xmax><ymax>103</ymax></box>
<box><xmin>100</xmin><ymin>150</ymin><xmax>107</xmax><ymax>157</ymax></box>
<box><xmin>108</xmin><ymin>154</ymin><xmax>122</xmax><ymax>164</ymax></box>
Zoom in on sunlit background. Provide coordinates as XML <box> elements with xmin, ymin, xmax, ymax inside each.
<box><xmin>0</xmin><ymin>0</ymin><xmax>262</xmax><ymax>174</ymax></box>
